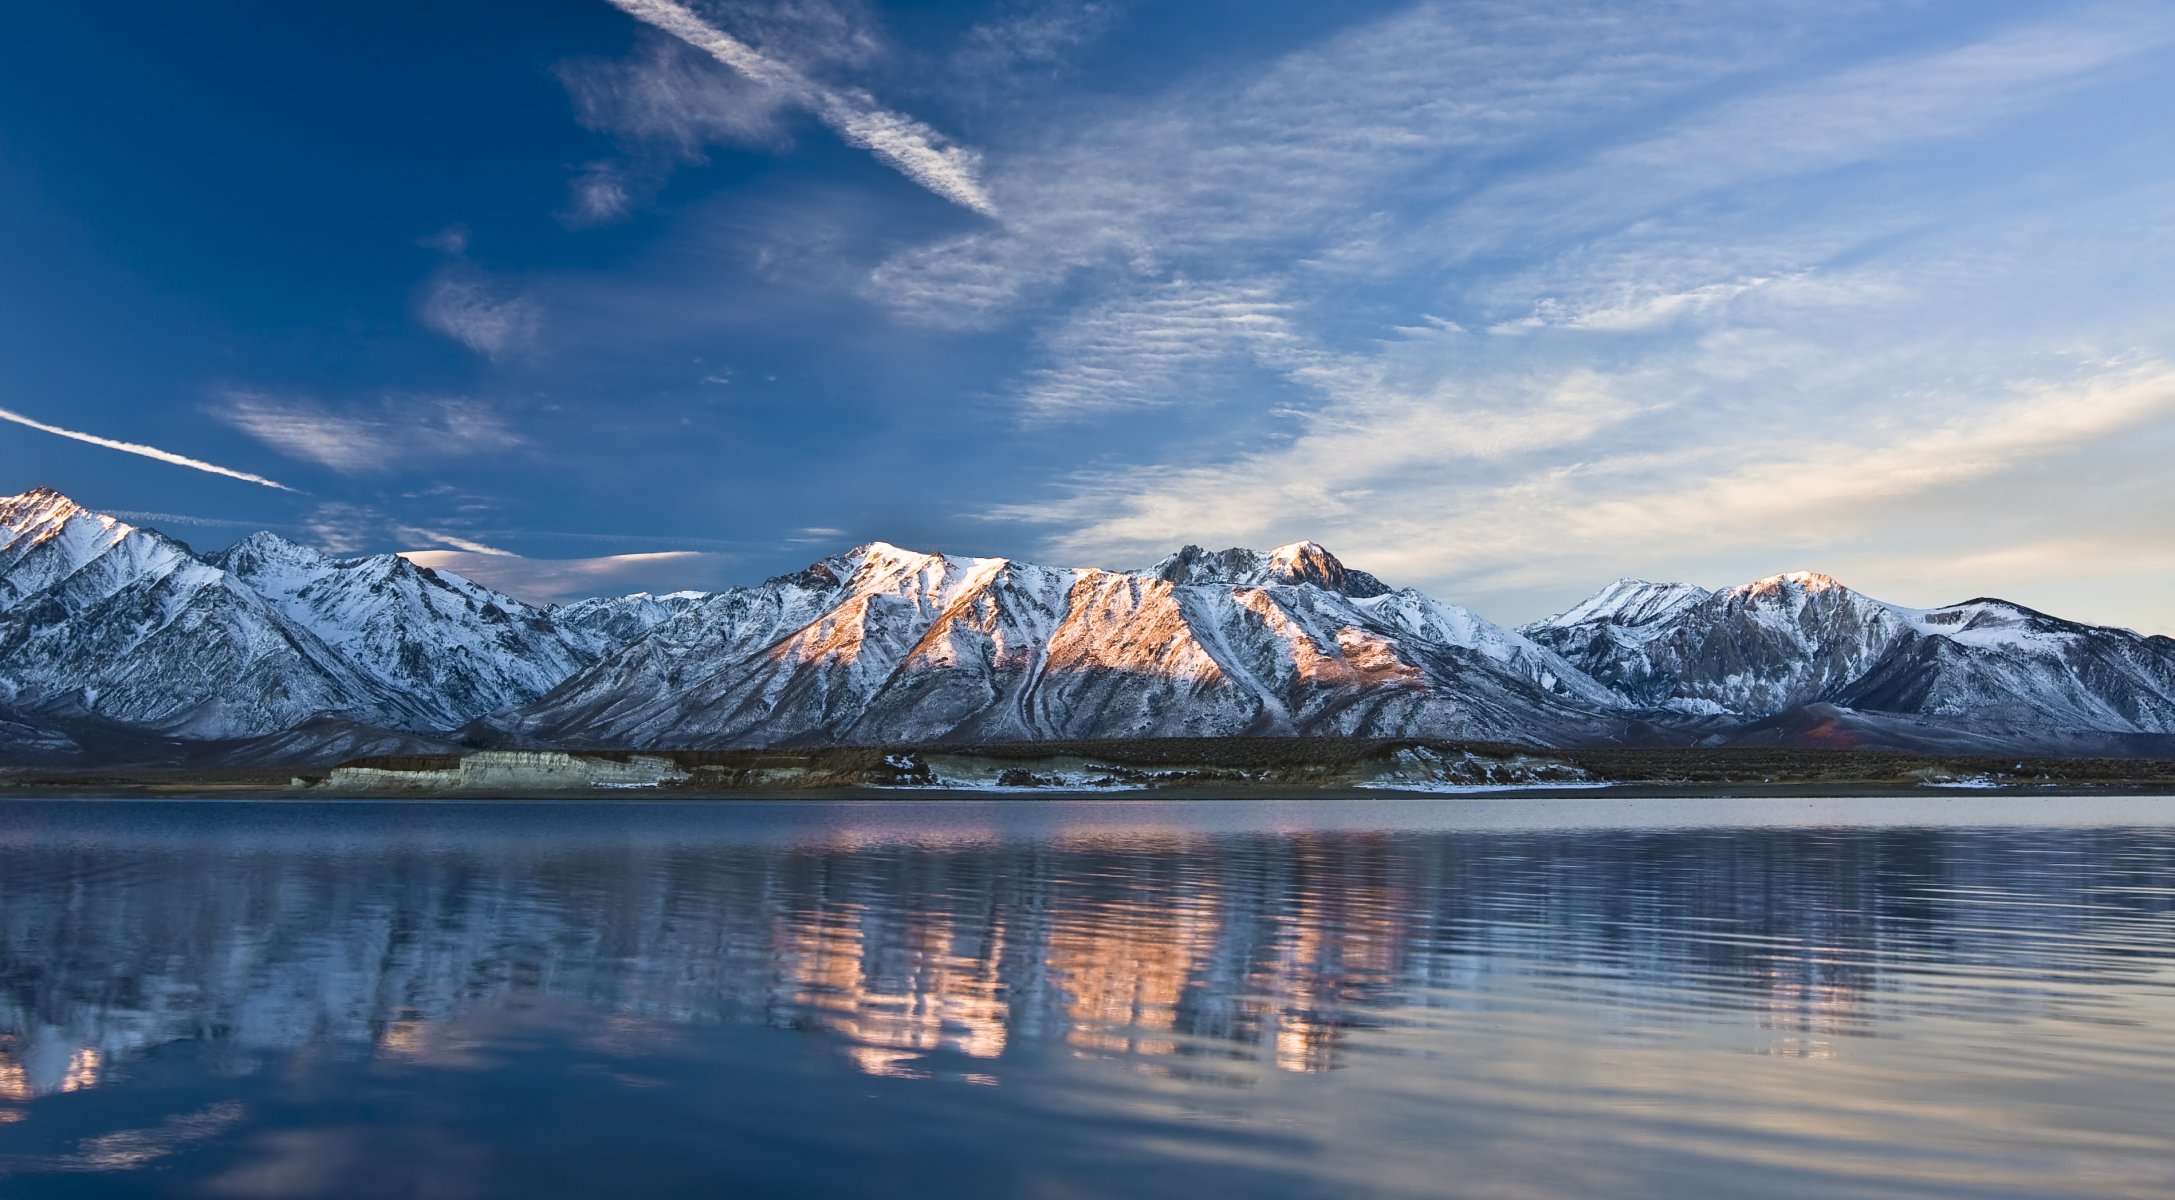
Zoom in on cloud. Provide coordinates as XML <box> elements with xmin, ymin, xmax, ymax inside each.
<box><xmin>418</xmin><ymin>269</ymin><xmax>542</xmax><ymax>359</ymax></box>
<box><xmin>859</xmin><ymin>2</ymin><xmax>2172</xmax><ymax>343</ymax></box>
<box><xmin>564</xmin><ymin>162</ymin><xmax>635</xmax><ymax>227</ymax></box>
<box><xmin>861</xmin><ymin>0</ymin><xmax>1804</xmax><ymax>330</ymax></box>
<box><xmin>418</xmin><ymin>225</ymin><xmax>470</xmax><ymax>255</ymax></box>
<box><xmin>398</xmin><ymin>528</ymin><xmax>518</xmax><ymax>557</ymax></box>
<box><xmin>215</xmin><ymin>393</ymin><xmax>527</xmax><ymax>474</ymax></box>
<box><xmin>998</xmin><ymin>359</ymin><xmax>1646</xmax><ymax>561</ymax></box>
<box><xmin>560</xmin><ymin>37</ymin><xmax>794</xmax><ymax>155</ymax></box>
<box><xmin>299</xmin><ymin>502</ymin><xmax>382</xmax><ymax>555</ymax></box>
<box><xmin>0</xmin><ymin>404</ymin><xmax>300</xmax><ymax>492</ymax></box>
<box><xmin>599</xmin><ymin>0</ymin><xmax>998</xmax><ymax>217</ymax></box>
<box><xmin>1014</xmin><ymin>279</ymin><xmax>1313</xmax><ymax>417</ymax></box>
<box><xmin>1397</xmin><ymin>14</ymin><xmax>2175</xmax><ymax>299</ymax></box>
<box><xmin>1556</xmin><ymin>359</ymin><xmax>2175</xmax><ymax>543</ymax></box>
<box><xmin>397</xmin><ymin>548</ymin><xmax>733</xmax><ymax>602</ymax></box>
<box><xmin>954</xmin><ymin>1</ymin><xmax>1125</xmax><ymax>76</ymax></box>
<box><xmin>108</xmin><ymin>509</ymin><xmax>270</xmax><ymax>530</ymax></box>
<box><xmin>1490</xmin><ymin>276</ymin><xmax>1787</xmax><ymax>335</ymax></box>
<box><xmin>1007</xmin><ymin>352</ymin><xmax>2175</xmax><ymax>607</ymax></box>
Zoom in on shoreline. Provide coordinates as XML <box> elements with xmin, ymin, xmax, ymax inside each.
<box><xmin>8</xmin><ymin>738</ymin><xmax>2175</xmax><ymax>802</ymax></box>
<box><xmin>4</xmin><ymin>781</ymin><xmax>2174</xmax><ymax>803</ymax></box>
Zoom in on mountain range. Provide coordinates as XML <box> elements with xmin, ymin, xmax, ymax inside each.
<box><xmin>2</xmin><ymin>486</ymin><xmax>2171</xmax><ymax>764</ymax></box>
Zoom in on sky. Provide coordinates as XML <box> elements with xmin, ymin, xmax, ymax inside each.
<box><xmin>3</xmin><ymin>1</ymin><xmax>2174</xmax><ymax>633</ymax></box>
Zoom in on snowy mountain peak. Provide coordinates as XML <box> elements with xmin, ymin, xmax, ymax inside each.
<box><xmin>1540</xmin><ymin>579</ymin><xmax>1711</xmax><ymax>630</ymax></box>
<box><xmin>828</xmin><ymin>542</ymin><xmax>1011</xmax><ymax>601</ymax></box>
<box><xmin>1150</xmin><ymin>542</ymin><xmax>1391</xmax><ymax>597</ymax></box>
<box><xmin>1265</xmin><ymin>540</ymin><xmax>1390</xmax><ymax>596</ymax></box>
<box><xmin>1</xmin><ymin>487</ymin><xmax>131</xmax><ymax>549</ymax></box>
<box><xmin>2</xmin><ymin>486</ymin><xmax>97</xmax><ymax>530</ymax></box>
<box><xmin>7</xmin><ymin>490</ymin><xmax>2175</xmax><ymax>760</ymax></box>
<box><xmin>1736</xmin><ymin>570</ymin><xmax>1849</xmax><ymax>599</ymax></box>
<box><xmin>208</xmin><ymin>530</ymin><xmax>333</xmax><ymax>579</ymax></box>
<box><xmin>0</xmin><ymin>488</ymin><xmax>194</xmax><ymax>616</ymax></box>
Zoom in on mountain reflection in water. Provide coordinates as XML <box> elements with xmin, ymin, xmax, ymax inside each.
<box><xmin>3</xmin><ymin>797</ymin><xmax>2175</xmax><ymax>1198</ymax></box>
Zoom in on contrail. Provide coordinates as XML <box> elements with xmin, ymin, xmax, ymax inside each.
<box><xmin>0</xmin><ymin>405</ymin><xmax>301</xmax><ymax>493</ymax></box>
<box><xmin>602</xmin><ymin>0</ymin><xmax>999</xmax><ymax>217</ymax></box>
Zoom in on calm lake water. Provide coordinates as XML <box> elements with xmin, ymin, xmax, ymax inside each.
<box><xmin>3</xmin><ymin>795</ymin><xmax>2174</xmax><ymax>1198</ymax></box>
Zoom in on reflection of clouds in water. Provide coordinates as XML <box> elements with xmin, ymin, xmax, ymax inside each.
<box><xmin>201</xmin><ymin>1124</ymin><xmax>496</xmax><ymax>1199</ymax></box>
<box><xmin>0</xmin><ymin>1101</ymin><xmax>245</xmax><ymax>1174</ymax></box>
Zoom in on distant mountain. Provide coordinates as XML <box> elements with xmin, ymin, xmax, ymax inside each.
<box><xmin>211</xmin><ymin>530</ymin><xmax>592</xmax><ymax>728</ymax></box>
<box><xmin>0</xmin><ymin>489</ymin><xmax>601</xmax><ymax>752</ymax></box>
<box><xmin>1523</xmin><ymin>571</ymin><xmax>2175</xmax><ymax>748</ymax></box>
<box><xmin>3</xmin><ymin>486</ymin><xmax>2173</xmax><ymax>764</ymax></box>
<box><xmin>550</xmin><ymin>590</ymin><xmax>709</xmax><ymax>659</ymax></box>
<box><xmin>0</xmin><ymin>490</ymin><xmax>421</xmax><ymax>742</ymax></box>
<box><xmin>489</xmin><ymin>541</ymin><xmax>1615</xmax><ymax>748</ymax></box>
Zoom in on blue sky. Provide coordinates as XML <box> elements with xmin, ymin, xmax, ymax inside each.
<box><xmin>4</xmin><ymin>0</ymin><xmax>2174</xmax><ymax>632</ymax></box>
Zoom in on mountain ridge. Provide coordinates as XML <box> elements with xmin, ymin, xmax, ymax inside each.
<box><xmin>3</xmin><ymin>487</ymin><xmax>2171</xmax><ymax>765</ymax></box>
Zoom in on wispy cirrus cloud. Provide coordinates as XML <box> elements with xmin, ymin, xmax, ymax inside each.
<box><xmin>951</xmin><ymin>0</ymin><xmax>1127</xmax><ymax>80</ymax></box>
<box><xmin>865</xmin><ymin>1</ymin><xmax>2175</xmax><ymax>631</ymax></box>
<box><xmin>0</xmin><ymin>404</ymin><xmax>299</xmax><ymax>492</ymax></box>
<box><xmin>418</xmin><ymin>268</ymin><xmax>542</xmax><ymax>359</ymax></box>
<box><xmin>555</xmin><ymin>38</ymin><xmax>794</xmax><ymax>224</ymax></box>
<box><xmin>1015</xmin><ymin>279</ymin><xmax>1314</xmax><ymax>417</ymax></box>
<box><xmin>215</xmin><ymin>392</ymin><xmax>527</xmax><ymax>475</ymax></box>
<box><xmin>1011</xmin><ymin>339</ymin><xmax>2175</xmax><ymax>607</ymax></box>
<box><xmin>599</xmin><ymin>0</ymin><xmax>998</xmax><ymax>217</ymax></box>
<box><xmin>863</xmin><ymin>0</ymin><xmax>1802</xmax><ymax>332</ymax></box>
<box><xmin>563</xmin><ymin>162</ymin><xmax>636</xmax><ymax>227</ymax></box>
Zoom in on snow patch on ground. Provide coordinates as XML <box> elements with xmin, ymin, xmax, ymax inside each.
<box><xmin>1363</xmin><ymin>746</ymin><xmax>1594</xmax><ymax>793</ymax></box>
<box><xmin>1357</xmin><ymin>779</ymin><xmax>1612</xmax><ymax>795</ymax></box>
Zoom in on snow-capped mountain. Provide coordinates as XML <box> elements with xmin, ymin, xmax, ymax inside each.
<box><xmin>212</xmin><ymin>531</ymin><xmax>592</xmax><ymax>728</ymax></box>
<box><xmin>492</xmin><ymin>540</ymin><xmax>1620</xmax><ymax>748</ymax></box>
<box><xmin>0</xmin><ymin>489</ymin><xmax>606</xmax><ymax>749</ymax></box>
<box><xmin>1150</xmin><ymin>541</ymin><xmax>1392</xmax><ymax>597</ymax></box>
<box><xmin>550</xmin><ymin>590</ymin><xmax>709</xmax><ymax>658</ymax></box>
<box><xmin>7</xmin><ymin>485</ymin><xmax>2175</xmax><ymax>762</ymax></box>
<box><xmin>1524</xmin><ymin>570</ymin><xmax>2175</xmax><ymax>743</ymax></box>
<box><xmin>0</xmin><ymin>490</ymin><xmax>416</xmax><ymax>741</ymax></box>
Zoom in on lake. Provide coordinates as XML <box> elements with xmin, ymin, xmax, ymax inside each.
<box><xmin>2</xmin><ymin>795</ymin><xmax>2173</xmax><ymax>1198</ymax></box>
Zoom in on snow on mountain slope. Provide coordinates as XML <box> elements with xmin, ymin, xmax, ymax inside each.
<box><xmin>1527</xmin><ymin>571</ymin><xmax>2175</xmax><ymax>738</ymax></box>
<box><xmin>551</xmin><ymin>590</ymin><xmax>709</xmax><ymax>658</ymax></box>
<box><xmin>212</xmin><ymin>531</ymin><xmax>593</xmax><ymax>727</ymax></box>
<box><xmin>11</xmin><ymin>486</ymin><xmax>2175</xmax><ymax>757</ymax></box>
<box><xmin>1528</xmin><ymin>571</ymin><xmax>1910</xmax><ymax>715</ymax></box>
<box><xmin>1546</xmin><ymin>578</ymin><xmax>1712</xmax><ymax>634</ymax></box>
<box><xmin>0</xmin><ymin>490</ymin><xmax>619</xmax><ymax>741</ymax></box>
<box><xmin>0</xmin><ymin>550</ymin><xmax>423</xmax><ymax>739</ymax></box>
<box><xmin>1353</xmin><ymin>588</ymin><xmax>1623</xmax><ymax>707</ymax></box>
<box><xmin>1149</xmin><ymin>541</ymin><xmax>1392</xmax><ymax>597</ymax></box>
<box><xmin>1840</xmin><ymin>598</ymin><xmax>2175</xmax><ymax>735</ymax></box>
<box><xmin>497</xmin><ymin>541</ymin><xmax>1620</xmax><ymax>748</ymax></box>
<box><xmin>0</xmin><ymin>488</ymin><xmax>195</xmax><ymax>616</ymax></box>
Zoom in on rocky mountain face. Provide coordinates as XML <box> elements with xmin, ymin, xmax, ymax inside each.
<box><xmin>1523</xmin><ymin>571</ymin><xmax>2175</xmax><ymax>747</ymax></box>
<box><xmin>551</xmin><ymin>590</ymin><xmax>709</xmax><ymax>659</ymax></box>
<box><xmin>4</xmin><ymin>486</ymin><xmax>2174</xmax><ymax>763</ymax></box>
<box><xmin>0</xmin><ymin>489</ymin><xmax>604</xmax><ymax>752</ymax></box>
<box><xmin>211</xmin><ymin>530</ymin><xmax>593</xmax><ymax>729</ymax></box>
<box><xmin>491</xmin><ymin>542</ymin><xmax>1617</xmax><ymax>748</ymax></box>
